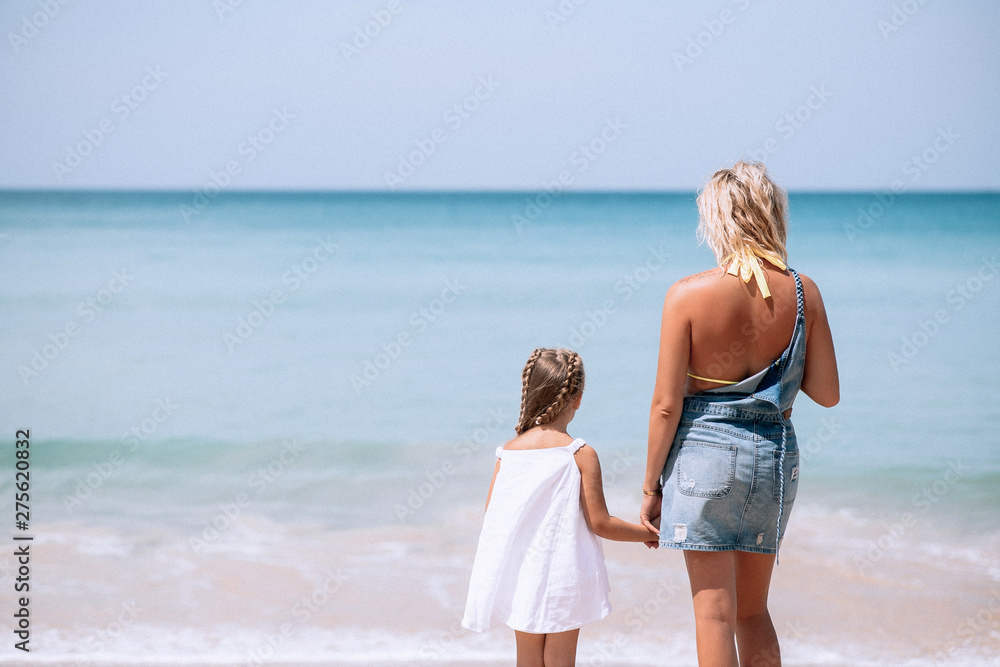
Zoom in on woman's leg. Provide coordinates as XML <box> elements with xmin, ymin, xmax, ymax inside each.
<box><xmin>514</xmin><ymin>631</ymin><xmax>545</xmax><ymax>667</ymax></box>
<box><xmin>684</xmin><ymin>550</ymin><xmax>739</xmax><ymax>667</ymax></box>
<box><xmin>542</xmin><ymin>628</ymin><xmax>580</xmax><ymax>667</ymax></box>
<box><xmin>734</xmin><ymin>551</ymin><xmax>780</xmax><ymax>666</ymax></box>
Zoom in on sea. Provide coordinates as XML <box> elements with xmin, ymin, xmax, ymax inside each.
<box><xmin>0</xmin><ymin>191</ymin><xmax>998</xmax><ymax>666</ymax></box>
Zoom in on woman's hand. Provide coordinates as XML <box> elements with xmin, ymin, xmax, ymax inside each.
<box><xmin>640</xmin><ymin>492</ymin><xmax>661</xmax><ymax>547</ymax></box>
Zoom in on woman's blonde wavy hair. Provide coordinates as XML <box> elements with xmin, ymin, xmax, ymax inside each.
<box><xmin>515</xmin><ymin>348</ymin><xmax>585</xmax><ymax>435</ymax></box>
<box><xmin>696</xmin><ymin>161</ymin><xmax>789</xmax><ymax>266</ymax></box>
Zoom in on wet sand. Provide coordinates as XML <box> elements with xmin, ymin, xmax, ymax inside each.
<box><xmin>5</xmin><ymin>501</ymin><xmax>998</xmax><ymax>665</ymax></box>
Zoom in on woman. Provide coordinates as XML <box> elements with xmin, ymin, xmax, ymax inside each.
<box><xmin>641</xmin><ymin>161</ymin><xmax>839</xmax><ymax>666</ymax></box>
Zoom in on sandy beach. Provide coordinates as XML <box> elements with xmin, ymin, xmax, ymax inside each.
<box><xmin>7</xmin><ymin>496</ymin><xmax>998</xmax><ymax>666</ymax></box>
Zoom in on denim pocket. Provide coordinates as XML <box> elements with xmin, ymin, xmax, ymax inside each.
<box><xmin>676</xmin><ymin>442</ymin><xmax>737</xmax><ymax>499</ymax></box>
<box><xmin>773</xmin><ymin>450</ymin><xmax>799</xmax><ymax>504</ymax></box>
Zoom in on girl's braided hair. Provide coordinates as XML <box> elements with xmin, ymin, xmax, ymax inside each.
<box><xmin>515</xmin><ymin>348</ymin><xmax>585</xmax><ymax>435</ymax></box>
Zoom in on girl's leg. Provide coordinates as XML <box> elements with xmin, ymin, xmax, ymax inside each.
<box><xmin>734</xmin><ymin>551</ymin><xmax>780</xmax><ymax>667</ymax></box>
<box><xmin>514</xmin><ymin>631</ymin><xmax>545</xmax><ymax>667</ymax></box>
<box><xmin>542</xmin><ymin>628</ymin><xmax>580</xmax><ymax>667</ymax></box>
<box><xmin>684</xmin><ymin>550</ymin><xmax>739</xmax><ymax>667</ymax></box>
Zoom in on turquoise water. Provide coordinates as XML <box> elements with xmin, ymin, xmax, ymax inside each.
<box><xmin>0</xmin><ymin>191</ymin><xmax>998</xmax><ymax>663</ymax></box>
<box><xmin>2</xmin><ymin>192</ymin><xmax>999</xmax><ymax>519</ymax></box>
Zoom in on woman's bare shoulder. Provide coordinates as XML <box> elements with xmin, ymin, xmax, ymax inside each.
<box><xmin>665</xmin><ymin>268</ymin><xmax>724</xmax><ymax>312</ymax></box>
<box><xmin>667</xmin><ymin>268</ymin><xmax>724</xmax><ymax>299</ymax></box>
<box><xmin>794</xmin><ymin>272</ymin><xmax>826</xmax><ymax>307</ymax></box>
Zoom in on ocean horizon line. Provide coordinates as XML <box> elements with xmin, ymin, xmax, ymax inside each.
<box><xmin>1</xmin><ymin>188</ymin><xmax>998</xmax><ymax>197</ymax></box>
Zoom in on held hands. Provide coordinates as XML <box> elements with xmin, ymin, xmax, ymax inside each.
<box><xmin>640</xmin><ymin>490</ymin><xmax>662</xmax><ymax>549</ymax></box>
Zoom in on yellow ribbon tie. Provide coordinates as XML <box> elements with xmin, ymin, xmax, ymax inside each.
<box><xmin>723</xmin><ymin>249</ymin><xmax>787</xmax><ymax>299</ymax></box>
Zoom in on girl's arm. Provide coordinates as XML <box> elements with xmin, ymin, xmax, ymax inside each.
<box><xmin>643</xmin><ymin>283</ymin><xmax>691</xmax><ymax>532</ymax></box>
<box><xmin>484</xmin><ymin>458</ymin><xmax>501</xmax><ymax>511</ymax></box>
<box><xmin>799</xmin><ymin>275</ymin><xmax>840</xmax><ymax>407</ymax></box>
<box><xmin>576</xmin><ymin>445</ymin><xmax>658</xmax><ymax>545</ymax></box>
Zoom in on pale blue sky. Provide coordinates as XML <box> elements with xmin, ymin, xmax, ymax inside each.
<box><xmin>1</xmin><ymin>1</ymin><xmax>997</xmax><ymax>191</ymax></box>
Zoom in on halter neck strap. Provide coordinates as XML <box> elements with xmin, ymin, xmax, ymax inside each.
<box><xmin>721</xmin><ymin>249</ymin><xmax>787</xmax><ymax>299</ymax></box>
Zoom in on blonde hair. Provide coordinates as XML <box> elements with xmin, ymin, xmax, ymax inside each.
<box><xmin>696</xmin><ymin>161</ymin><xmax>788</xmax><ymax>266</ymax></box>
<box><xmin>515</xmin><ymin>348</ymin><xmax>585</xmax><ymax>435</ymax></box>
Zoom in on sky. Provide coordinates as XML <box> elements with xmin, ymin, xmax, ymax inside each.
<box><xmin>0</xmin><ymin>0</ymin><xmax>997</xmax><ymax>191</ymax></box>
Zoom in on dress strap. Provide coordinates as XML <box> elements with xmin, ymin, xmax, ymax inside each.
<box><xmin>775</xmin><ymin>424</ymin><xmax>786</xmax><ymax>564</ymax></box>
<box><xmin>495</xmin><ymin>445</ymin><xmax>505</xmax><ymax>458</ymax></box>
<box><xmin>790</xmin><ymin>268</ymin><xmax>804</xmax><ymax>322</ymax></box>
<box><xmin>568</xmin><ymin>438</ymin><xmax>587</xmax><ymax>453</ymax></box>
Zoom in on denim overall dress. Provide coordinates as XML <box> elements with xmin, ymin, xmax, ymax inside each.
<box><xmin>659</xmin><ymin>269</ymin><xmax>805</xmax><ymax>556</ymax></box>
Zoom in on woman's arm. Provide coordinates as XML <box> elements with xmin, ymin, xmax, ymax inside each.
<box><xmin>484</xmin><ymin>458</ymin><xmax>501</xmax><ymax>511</ymax></box>
<box><xmin>799</xmin><ymin>275</ymin><xmax>840</xmax><ymax>407</ymax></box>
<box><xmin>642</xmin><ymin>283</ymin><xmax>691</xmax><ymax>532</ymax></box>
<box><xmin>576</xmin><ymin>445</ymin><xmax>658</xmax><ymax>545</ymax></box>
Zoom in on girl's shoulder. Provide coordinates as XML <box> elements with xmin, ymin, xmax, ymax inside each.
<box><xmin>572</xmin><ymin>442</ymin><xmax>601</xmax><ymax>476</ymax></box>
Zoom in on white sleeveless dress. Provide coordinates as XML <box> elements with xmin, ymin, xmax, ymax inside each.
<box><xmin>462</xmin><ymin>438</ymin><xmax>611</xmax><ymax>634</ymax></box>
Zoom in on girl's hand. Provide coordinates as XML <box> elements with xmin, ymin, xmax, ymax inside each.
<box><xmin>640</xmin><ymin>492</ymin><xmax>661</xmax><ymax>540</ymax></box>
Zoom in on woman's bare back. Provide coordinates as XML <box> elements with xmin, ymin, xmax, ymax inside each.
<box><xmin>678</xmin><ymin>263</ymin><xmax>801</xmax><ymax>394</ymax></box>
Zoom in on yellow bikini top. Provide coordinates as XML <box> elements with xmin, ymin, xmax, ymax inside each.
<box><xmin>687</xmin><ymin>248</ymin><xmax>788</xmax><ymax>385</ymax></box>
<box><xmin>687</xmin><ymin>371</ymin><xmax>738</xmax><ymax>385</ymax></box>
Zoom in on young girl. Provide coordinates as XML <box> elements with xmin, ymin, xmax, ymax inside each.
<box><xmin>463</xmin><ymin>348</ymin><xmax>658</xmax><ymax>667</ymax></box>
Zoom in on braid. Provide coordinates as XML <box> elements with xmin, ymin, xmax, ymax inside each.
<box><xmin>514</xmin><ymin>348</ymin><xmax>585</xmax><ymax>435</ymax></box>
<box><xmin>515</xmin><ymin>348</ymin><xmax>545</xmax><ymax>435</ymax></box>
<box><xmin>535</xmin><ymin>352</ymin><xmax>580</xmax><ymax>427</ymax></box>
